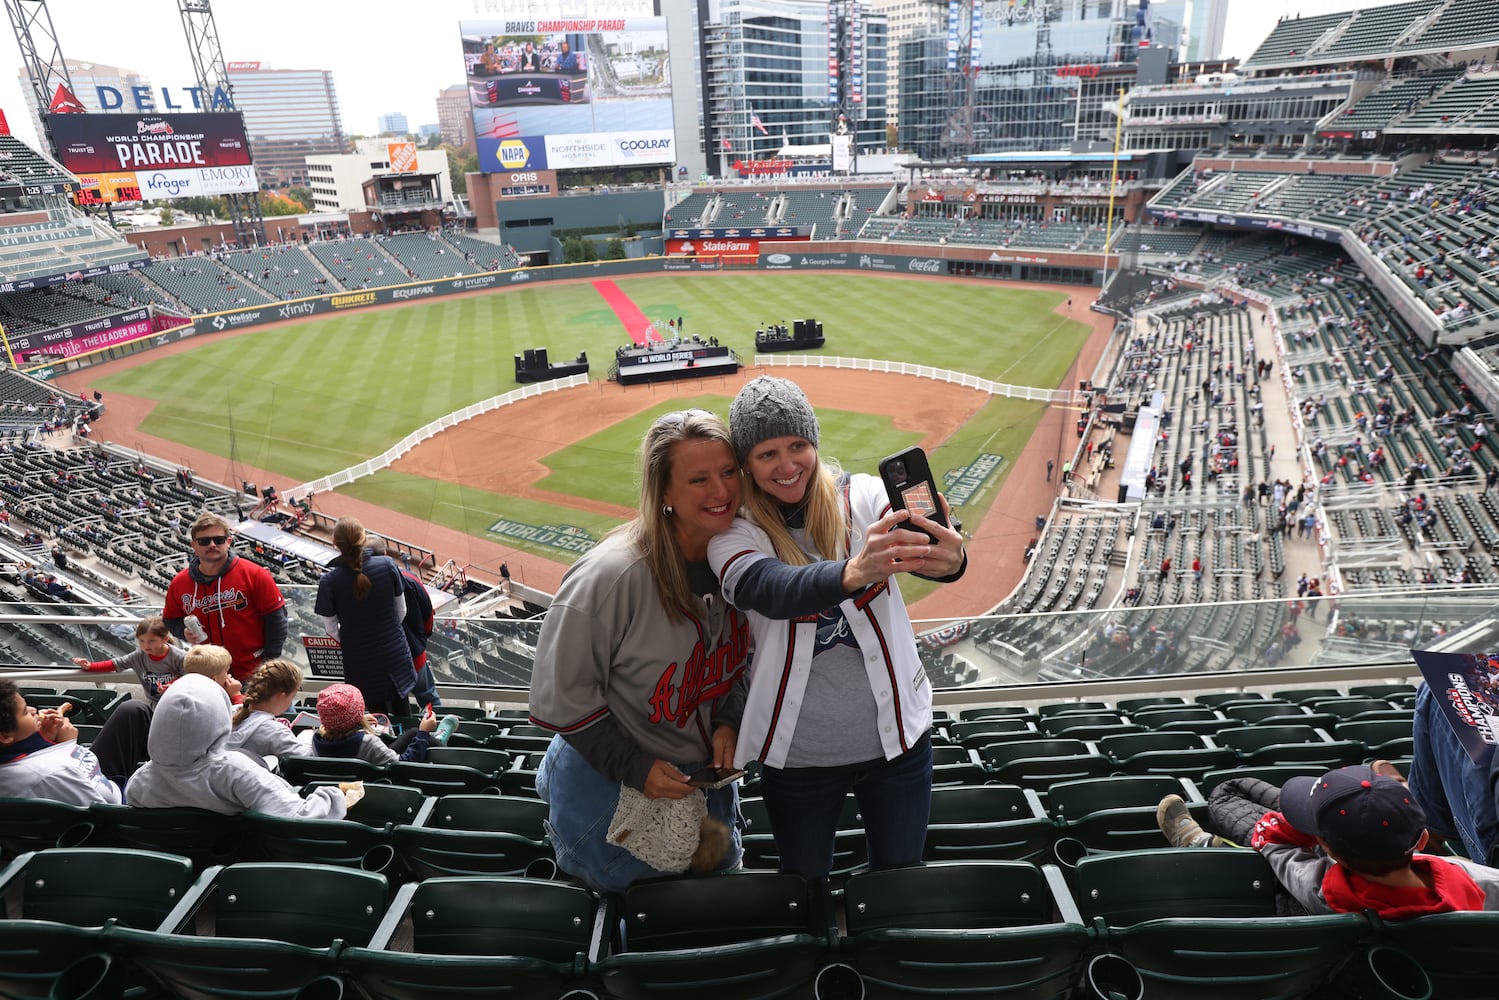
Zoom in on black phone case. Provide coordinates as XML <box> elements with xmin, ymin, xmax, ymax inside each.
<box><xmin>879</xmin><ymin>447</ymin><xmax>948</xmax><ymax>541</ymax></box>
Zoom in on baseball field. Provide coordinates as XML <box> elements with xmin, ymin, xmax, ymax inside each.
<box><xmin>85</xmin><ymin>272</ymin><xmax>1095</xmax><ymax>598</ymax></box>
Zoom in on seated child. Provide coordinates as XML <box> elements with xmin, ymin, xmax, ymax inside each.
<box><xmin>182</xmin><ymin>644</ymin><xmax>242</xmax><ymax>703</ymax></box>
<box><xmin>0</xmin><ymin>677</ymin><xmax>122</xmax><ymax>805</ymax></box>
<box><xmin>311</xmin><ymin>683</ymin><xmax>455</xmax><ymax>764</ymax></box>
<box><xmin>126</xmin><ymin>673</ymin><xmax>351</xmax><ymax>818</ymax></box>
<box><xmin>72</xmin><ymin>616</ymin><xmax>185</xmax><ymax>703</ymax></box>
<box><xmin>1160</xmin><ymin>764</ymin><xmax>1499</xmax><ymax>916</ymax></box>
<box><xmin>226</xmin><ymin>659</ymin><xmax>308</xmax><ymax>760</ymax></box>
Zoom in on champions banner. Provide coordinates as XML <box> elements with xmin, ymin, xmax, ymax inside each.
<box><xmin>46</xmin><ymin>112</ymin><xmax>253</xmax><ymax>174</ymax></box>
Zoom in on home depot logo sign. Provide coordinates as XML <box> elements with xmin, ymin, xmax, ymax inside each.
<box><xmin>388</xmin><ymin>142</ymin><xmax>418</xmax><ymax>173</ymax></box>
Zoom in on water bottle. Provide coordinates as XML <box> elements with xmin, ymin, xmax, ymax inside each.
<box><xmin>183</xmin><ymin>614</ymin><xmax>207</xmax><ymax>644</ymax></box>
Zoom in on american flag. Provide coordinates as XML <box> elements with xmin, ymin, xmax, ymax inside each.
<box><xmin>750</xmin><ymin>112</ymin><xmax>768</xmax><ymax>135</ymax></box>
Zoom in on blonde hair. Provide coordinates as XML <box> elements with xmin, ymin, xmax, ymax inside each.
<box><xmin>615</xmin><ymin>410</ymin><xmax>734</xmax><ymax>624</ymax></box>
<box><xmin>739</xmin><ymin>454</ymin><xmax>848</xmax><ymax>565</ymax></box>
<box><xmin>189</xmin><ymin>512</ymin><xmax>231</xmax><ymax>539</ymax></box>
<box><xmin>232</xmin><ymin>658</ymin><xmax>303</xmax><ymax>727</ymax></box>
<box><xmin>333</xmin><ymin>516</ymin><xmax>372</xmax><ymax>600</ymax></box>
<box><xmin>183</xmin><ymin>644</ymin><xmax>233</xmax><ymax>679</ymax></box>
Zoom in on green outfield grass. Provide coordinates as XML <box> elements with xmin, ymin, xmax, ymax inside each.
<box><xmin>92</xmin><ymin>272</ymin><xmax>1086</xmax><ymax>559</ymax></box>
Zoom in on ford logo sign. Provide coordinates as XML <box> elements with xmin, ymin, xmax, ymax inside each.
<box><xmin>766</xmin><ymin>254</ymin><xmax>792</xmax><ymax>265</ymax></box>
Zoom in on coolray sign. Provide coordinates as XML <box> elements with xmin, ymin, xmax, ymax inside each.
<box><xmin>611</xmin><ymin>131</ymin><xmax>674</xmax><ymax>161</ymax></box>
<box><xmin>46</xmin><ymin>112</ymin><xmax>253</xmax><ymax>174</ymax></box>
<box><xmin>485</xmin><ymin>517</ymin><xmax>596</xmax><ymax>554</ymax></box>
<box><xmin>93</xmin><ymin>84</ymin><xmax>234</xmax><ymax>113</ymax></box>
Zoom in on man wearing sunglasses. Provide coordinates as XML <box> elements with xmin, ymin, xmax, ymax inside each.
<box><xmin>163</xmin><ymin>513</ymin><xmax>288</xmax><ymax>683</ymax></box>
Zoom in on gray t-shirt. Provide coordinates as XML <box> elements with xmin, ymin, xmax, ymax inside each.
<box><xmin>783</xmin><ymin>527</ymin><xmax>884</xmax><ymax>767</ymax></box>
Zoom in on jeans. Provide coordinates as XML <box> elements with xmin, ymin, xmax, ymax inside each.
<box><xmin>1408</xmin><ymin>683</ymin><xmax>1498</xmax><ymax>864</ymax></box>
<box><xmin>758</xmin><ymin>733</ymin><xmax>932</xmax><ymax>881</ymax></box>
<box><xmin>536</xmin><ymin>736</ymin><xmax>742</xmax><ymax>896</ymax></box>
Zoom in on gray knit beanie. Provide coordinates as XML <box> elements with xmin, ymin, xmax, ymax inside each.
<box><xmin>729</xmin><ymin>376</ymin><xmax>820</xmax><ymax>464</ymax></box>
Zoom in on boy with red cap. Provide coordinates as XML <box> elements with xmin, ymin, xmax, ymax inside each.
<box><xmin>1163</xmin><ymin>765</ymin><xmax>1499</xmax><ymax>917</ymax></box>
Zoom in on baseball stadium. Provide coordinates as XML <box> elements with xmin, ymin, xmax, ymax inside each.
<box><xmin>1</xmin><ymin>0</ymin><xmax>1499</xmax><ymax>996</ymax></box>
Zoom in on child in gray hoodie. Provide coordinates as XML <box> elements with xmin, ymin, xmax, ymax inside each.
<box><xmin>125</xmin><ymin>673</ymin><xmax>349</xmax><ymax>818</ymax></box>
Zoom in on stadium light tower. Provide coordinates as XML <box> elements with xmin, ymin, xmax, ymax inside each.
<box><xmin>4</xmin><ymin>0</ymin><xmax>75</xmax><ymax>154</ymax></box>
<box><xmin>179</xmin><ymin>0</ymin><xmax>266</xmax><ymax>246</ymax></box>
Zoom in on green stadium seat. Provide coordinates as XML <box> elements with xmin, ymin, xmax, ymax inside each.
<box><xmin>594</xmin><ymin>870</ymin><xmax>834</xmax><ymax>1000</ymax></box>
<box><xmin>342</xmin><ymin>876</ymin><xmax>604</xmax><ymax>1000</ymax></box>
<box><xmin>104</xmin><ymin>862</ymin><xmax>388</xmax><ymax>1000</ymax></box>
<box><xmin>740</xmin><ymin>794</ymin><xmax>866</xmax><ymax>875</ymax></box>
<box><xmin>388</xmin><ymin>760</ymin><xmax>502</xmax><ymax>796</ymax></box>
<box><xmin>280</xmin><ymin>754</ymin><xmax>390</xmax><ymax>787</ymax></box>
<box><xmin>1336</xmin><ymin>719</ymin><xmax>1415</xmax><ymax>759</ymax></box>
<box><xmin>1048</xmin><ymin>775</ymin><xmax>1204</xmax><ymax>852</ymax></box>
<box><xmin>979</xmin><ymin>738</ymin><xmax>1112</xmax><ymax>791</ymax></box>
<box><xmin>1195</xmin><ymin>764</ymin><xmax>1326</xmax><ymax>799</ymax></box>
<box><xmin>1195</xmin><ymin>692</ymin><xmax>1266</xmax><ymax>707</ymax></box>
<box><xmin>1368</xmin><ymin>910</ymin><xmax>1499</xmax><ymax>999</ymax></box>
<box><xmin>391</xmin><ymin>794</ymin><xmax>554</xmax><ymax>879</ymax></box>
<box><xmin>1117</xmin><ymin>696</ymin><xmax>1188</xmax><ymax>714</ymax></box>
<box><xmin>89</xmin><ymin>804</ymin><xmax>243</xmax><ymax>870</ymax></box>
<box><xmin>0</xmin><ymin>848</ymin><xmax>198</xmax><ymax>1000</ymax></box>
<box><xmin>924</xmin><ymin>784</ymin><xmax>1055</xmax><ymax>864</ymax></box>
<box><xmin>0</xmin><ymin>797</ymin><xmax>96</xmax><ymax>858</ymax></box>
<box><xmin>423</xmin><ymin>746</ymin><xmax>513</xmax><ymax>779</ymax></box>
<box><xmin>1215</xmin><ymin>725</ymin><xmax>1364</xmax><ymax>768</ymax></box>
<box><xmin>1072</xmin><ymin>848</ymin><xmax>1369</xmax><ymax>1000</ymax></box>
<box><xmin>838</xmin><ymin>861</ymin><xmax>1090</xmax><ymax>999</ymax></box>
<box><xmin>1096</xmin><ymin>731</ymin><xmax>1237</xmax><ymax>781</ymax></box>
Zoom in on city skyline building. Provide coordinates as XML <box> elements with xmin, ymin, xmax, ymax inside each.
<box><xmin>376</xmin><ymin>111</ymin><xmax>409</xmax><ymax>135</ymax></box>
<box><xmin>225</xmin><ymin>62</ymin><xmax>348</xmax><ymax>188</ymax></box>
<box><xmin>15</xmin><ymin>58</ymin><xmax>152</xmax><ymax>150</ymax></box>
<box><xmin>435</xmin><ymin>84</ymin><xmax>473</xmax><ymax>154</ymax></box>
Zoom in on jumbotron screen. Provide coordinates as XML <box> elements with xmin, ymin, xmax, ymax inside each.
<box><xmin>460</xmin><ymin>16</ymin><xmax>674</xmax><ymax>172</ymax></box>
<box><xmin>46</xmin><ymin>112</ymin><xmax>257</xmax><ymax>202</ymax></box>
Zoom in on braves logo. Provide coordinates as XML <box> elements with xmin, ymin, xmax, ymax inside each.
<box><xmin>648</xmin><ymin>610</ymin><xmax>752</xmax><ymax>727</ymax></box>
<box><xmin>179</xmin><ymin>588</ymin><xmax>251</xmax><ymax>616</ymax></box>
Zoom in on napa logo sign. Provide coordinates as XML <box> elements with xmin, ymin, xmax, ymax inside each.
<box><xmin>479</xmin><ymin>136</ymin><xmax>549</xmax><ymax>171</ymax></box>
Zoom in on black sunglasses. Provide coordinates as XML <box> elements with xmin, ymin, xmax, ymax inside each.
<box><xmin>194</xmin><ymin>535</ymin><xmax>229</xmax><ymax>546</ymax></box>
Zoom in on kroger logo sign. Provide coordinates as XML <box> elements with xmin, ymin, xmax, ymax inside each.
<box><xmin>144</xmin><ymin>171</ymin><xmax>195</xmax><ymax>197</ymax></box>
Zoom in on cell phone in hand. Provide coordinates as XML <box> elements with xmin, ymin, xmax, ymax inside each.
<box><xmin>878</xmin><ymin>447</ymin><xmax>949</xmax><ymax>542</ymax></box>
<box><xmin>686</xmin><ymin>765</ymin><xmax>746</xmax><ymax>790</ymax></box>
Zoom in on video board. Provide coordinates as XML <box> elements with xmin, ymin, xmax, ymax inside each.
<box><xmin>45</xmin><ymin>113</ymin><xmax>257</xmax><ymax>203</ymax></box>
<box><xmin>460</xmin><ymin>16</ymin><xmax>674</xmax><ymax>171</ymax></box>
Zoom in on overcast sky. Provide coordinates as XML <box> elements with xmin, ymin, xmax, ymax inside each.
<box><xmin>0</xmin><ymin>0</ymin><xmax>1376</xmax><ymax>152</ymax></box>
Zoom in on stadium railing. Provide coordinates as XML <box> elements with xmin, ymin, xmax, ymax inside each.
<box><xmin>8</xmin><ymin>587</ymin><xmax>1492</xmax><ymax>709</ymax></box>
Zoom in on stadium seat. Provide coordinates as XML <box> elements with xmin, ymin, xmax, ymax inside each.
<box><xmin>1116</xmin><ymin>696</ymin><xmax>1187</xmax><ymax>714</ymax></box>
<box><xmin>89</xmin><ymin>804</ymin><xmax>243</xmax><ymax>870</ymax></box>
<box><xmin>1072</xmin><ymin>848</ymin><xmax>1369</xmax><ymax>1000</ymax></box>
<box><xmin>594</xmin><ymin>870</ymin><xmax>834</xmax><ymax>1000</ymax></box>
<box><xmin>103</xmin><ymin>862</ymin><xmax>388</xmax><ymax>1000</ymax></box>
<box><xmin>240</xmin><ymin>809</ymin><xmax>404</xmax><ymax>873</ymax></box>
<box><xmin>923</xmin><ymin>784</ymin><xmax>1055</xmax><ymax>864</ymax></box>
<box><xmin>1096</xmin><ymin>731</ymin><xmax>1237</xmax><ymax>782</ymax></box>
<box><xmin>342</xmin><ymin>876</ymin><xmax>604</xmax><ymax>1000</ymax></box>
<box><xmin>1214</xmin><ymin>725</ymin><xmax>1364</xmax><ymax>768</ymax></box>
<box><xmin>280</xmin><ymin>754</ymin><xmax>390</xmax><ymax>787</ymax></box>
<box><xmin>979</xmin><ymin>738</ymin><xmax>1112</xmax><ymax>791</ymax></box>
<box><xmin>1368</xmin><ymin>910</ymin><xmax>1499</xmax><ymax>1000</ymax></box>
<box><xmin>0</xmin><ymin>797</ymin><xmax>96</xmax><ymax>858</ymax></box>
<box><xmin>1336</xmin><ymin>719</ymin><xmax>1415</xmax><ymax>759</ymax></box>
<box><xmin>423</xmin><ymin>745</ymin><xmax>513</xmax><ymax>778</ymax></box>
<box><xmin>1195</xmin><ymin>764</ymin><xmax>1327</xmax><ymax>799</ymax></box>
<box><xmin>392</xmin><ymin>794</ymin><xmax>554</xmax><ymax>879</ymax></box>
<box><xmin>1047</xmin><ymin>775</ymin><xmax>1204</xmax><ymax>852</ymax></box>
<box><xmin>1195</xmin><ymin>692</ymin><xmax>1265</xmax><ymax>707</ymax></box>
<box><xmin>740</xmin><ymin>794</ymin><xmax>867</xmax><ymax>875</ymax></box>
<box><xmin>837</xmin><ymin>861</ymin><xmax>1090</xmax><ymax>999</ymax></box>
<box><xmin>0</xmin><ymin>848</ymin><xmax>197</xmax><ymax>1000</ymax></box>
<box><xmin>388</xmin><ymin>760</ymin><xmax>502</xmax><ymax>796</ymax></box>
<box><xmin>957</xmin><ymin>706</ymin><xmax>1035</xmax><ymax>722</ymax></box>
<box><xmin>947</xmin><ymin>717</ymin><xmax>1037</xmax><ymax>745</ymax></box>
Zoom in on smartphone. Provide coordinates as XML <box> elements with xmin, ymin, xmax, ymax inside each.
<box><xmin>686</xmin><ymin>766</ymin><xmax>746</xmax><ymax>790</ymax></box>
<box><xmin>879</xmin><ymin>447</ymin><xmax>949</xmax><ymax>542</ymax></box>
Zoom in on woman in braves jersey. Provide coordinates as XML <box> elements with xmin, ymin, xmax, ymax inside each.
<box><xmin>709</xmin><ymin>376</ymin><xmax>966</xmax><ymax>885</ymax></box>
<box><xmin>529</xmin><ymin>409</ymin><xmax>751</xmax><ymax>894</ymax></box>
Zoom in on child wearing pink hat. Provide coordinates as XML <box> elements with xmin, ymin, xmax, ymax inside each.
<box><xmin>311</xmin><ymin>683</ymin><xmax>457</xmax><ymax>764</ymax></box>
